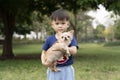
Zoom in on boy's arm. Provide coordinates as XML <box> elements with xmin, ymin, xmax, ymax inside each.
<box><xmin>41</xmin><ymin>50</ymin><xmax>46</xmax><ymax>64</ymax></box>
<box><xmin>68</xmin><ymin>46</ymin><xmax>77</xmax><ymax>55</ymax></box>
<box><xmin>55</xmin><ymin>45</ymin><xmax>77</xmax><ymax>55</ymax></box>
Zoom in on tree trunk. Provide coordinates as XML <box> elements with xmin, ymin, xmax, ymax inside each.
<box><xmin>70</xmin><ymin>20</ymin><xmax>77</xmax><ymax>38</ymax></box>
<box><xmin>0</xmin><ymin>10</ymin><xmax>15</xmax><ymax>59</ymax></box>
<box><xmin>70</xmin><ymin>13</ymin><xmax>78</xmax><ymax>42</ymax></box>
<box><xmin>74</xmin><ymin>13</ymin><xmax>77</xmax><ymax>40</ymax></box>
<box><xmin>111</xmin><ymin>26</ymin><xmax>115</xmax><ymax>42</ymax></box>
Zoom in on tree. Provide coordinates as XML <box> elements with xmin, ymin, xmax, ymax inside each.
<box><xmin>0</xmin><ymin>0</ymin><xmax>58</xmax><ymax>58</ymax></box>
<box><xmin>0</xmin><ymin>0</ymin><xmax>70</xmax><ymax>59</ymax></box>
<box><xmin>0</xmin><ymin>0</ymin><xmax>35</xmax><ymax>58</ymax></box>
<box><xmin>90</xmin><ymin>24</ymin><xmax>105</xmax><ymax>42</ymax></box>
<box><xmin>103</xmin><ymin>25</ymin><xmax>115</xmax><ymax>42</ymax></box>
<box><xmin>115</xmin><ymin>19</ymin><xmax>120</xmax><ymax>39</ymax></box>
<box><xmin>102</xmin><ymin>0</ymin><xmax>120</xmax><ymax>15</ymax></box>
<box><xmin>0</xmin><ymin>20</ymin><xmax>3</xmax><ymax>35</ymax></box>
<box><xmin>14</xmin><ymin>24</ymin><xmax>34</xmax><ymax>36</ymax></box>
<box><xmin>76</xmin><ymin>10</ymin><xmax>93</xmax><ymax>42</ymax></box>
<box><xmin>60</xmin><ymin>0</ymin><xmax>100</xmax><ymax>40</ymax></box>
<box><xmin>94</xmin><ymin>24</ymin><xmax>105</xmax><ymax>39</ymax></box>
<box><xmin>0</xmin><ymin>0</ymin><xmax>120</xmax><ymax>59</ymax></box>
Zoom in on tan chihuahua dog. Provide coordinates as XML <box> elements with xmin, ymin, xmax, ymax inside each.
<box><xmin>41</xmin><ymin>30</ymin><xmax>74</xmax><ymax>72</ymax></box>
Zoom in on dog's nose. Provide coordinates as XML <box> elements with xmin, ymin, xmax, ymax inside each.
<box><xmin>65</xmin><ymin>37</ymin><xmax>67</xmax><ymax>40</ymax></box>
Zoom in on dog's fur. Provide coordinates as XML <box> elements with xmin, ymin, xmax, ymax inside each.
<box><xmin>41</xmin><ymin>30</ymin><xmax>74</xmax><ymax>72</ymax></box>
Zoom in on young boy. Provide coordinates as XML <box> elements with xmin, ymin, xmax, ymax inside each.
<box><xmin>41</xmin><ymin>9</ymin><xmax>78</xmax><ymax>80</ymax></box>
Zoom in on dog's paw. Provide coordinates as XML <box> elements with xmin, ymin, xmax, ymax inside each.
<box><xmin>67</xmin><ymin>52</ymin><xmax>71</xmax><ymax>56</ymax></box>
<box><xmin>62</xmin><ymin>46</ymin><xmax>66</xmax><ymax>50</ymax></box>
<box><xmin>52</xmin><ymin>68</ymin><xmax>61</xmax><ymax>72</ymax></box>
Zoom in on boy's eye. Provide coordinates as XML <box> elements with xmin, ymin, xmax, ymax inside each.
<box><xmin>55</xmin><ymin>23</ymin><xmax>59</xmax><ymax>25</ymax></box>
<box><xmin>62</xmin><ymin>22</ymin><xmax>65</xmax><ymax>25</ymax></box>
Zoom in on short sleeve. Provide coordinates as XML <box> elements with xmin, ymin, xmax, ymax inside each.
<box><xmin>42</xmin><ymin>37</ymin><xmax>50</xmax><ymax>51</ymax></box>
<box><xmin>69</xmin><ymin>36</ymin><xmax>79</xmax><ymax>49</ymax></box>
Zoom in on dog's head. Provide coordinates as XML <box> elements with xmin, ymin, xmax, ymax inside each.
<box><xmin>58</xmin><ymin>30</ymin><xmax>74</xmax><ymax>45</ymax></box>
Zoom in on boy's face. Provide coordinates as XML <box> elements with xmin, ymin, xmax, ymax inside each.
<box><xmin>51</xmin><ymin>19</ymin><xmax>70</xmax><ymax>33</ymax></box>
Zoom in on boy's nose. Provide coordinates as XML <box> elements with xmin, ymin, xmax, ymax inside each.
<box><xmin>58</xmin><ymin>25</ymin><xmax>62</xmax><ymax>28</ymax></box>
<box><xmin>58</xmin><ymin>23</ymin><xmax>63</xmax><ymax>26</ymax></box>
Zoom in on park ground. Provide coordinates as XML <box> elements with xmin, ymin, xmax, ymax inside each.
<box><xmin>0</xmin><ymin>43</ymin><xmax>120</xmax><ymax>80</ymax></box>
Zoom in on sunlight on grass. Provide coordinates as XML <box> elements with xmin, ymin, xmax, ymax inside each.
<box><xmin>13</xmin><ymin>44</ymin><xmax>42</xmax><ymax>54</ymax></box>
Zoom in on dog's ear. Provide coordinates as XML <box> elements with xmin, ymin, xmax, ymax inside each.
<box><xmin>69</xmin><ymin>30</ymin><xmax>74</xmax><ymax>34</ymax></box>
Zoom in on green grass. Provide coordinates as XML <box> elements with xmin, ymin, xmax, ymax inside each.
<box><xmin>0</xmin><ymin>44</ymin><xmax>42</xmax><ymax>54</ymax></box>
<box><xmin>0</xmin><ymin>60</ymin><xmax>46</xmax><ymax>80</ymax></box>
<box><xmin>74</xmin><ymin>43</ymin><xmax>120</xmax><ymax>80</ymax></box>
<box><xmin>0</xmin><ymin>43</ymin><xmax>120</xmax><ymax>80</ymax></box>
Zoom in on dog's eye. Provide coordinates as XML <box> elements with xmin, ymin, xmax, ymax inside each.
<box><xmin>61</xmin><ymin>36</ymin><xmax>64</xmax><ymax>38</ymax></box>
<box><xmin>67</xmin><ymin>36</ymin><xmax>70</xmax><ymax>38</ymax></box>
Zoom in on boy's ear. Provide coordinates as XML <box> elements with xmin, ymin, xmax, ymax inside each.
<box><xmin>65</xmin><ymin>21</ymin><xmax>70</xmax><ymax>29</ymax></box>
<box><xmin>51</xmin><ymin>21</ymin><xmax>53</xmax><ymax>26</ymax></box>
<box><xmin>67</xmin><ymin>21</ymin><xmax>70</xmax><ymax>25</ymax></box>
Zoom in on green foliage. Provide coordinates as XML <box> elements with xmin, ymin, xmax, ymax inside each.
<box><xmin>0</xmin><ymin>0</ymin><xmax>32</xmax><ymax>17</ymax></box>
<box><xmin>1</xmin><ymin>0</ymin><xmax>120</xmax><ymax>58</ymax></box>
<box><xmin>104</xmin><ymin>0</ymin><xmax>120</xmax><ymax>14</ymax></box>
<box><xmin>115</xmin><ymin>20</ymin><xmax>120</xmax><ymax>39</ymax></box>
<box><xmin>0</xmin><ymin>0</ymin><xmax>120</xmax><ymax>35</ymax></box>
<box><xmin>0</xmin><ymin>0</ymin><xmax>34</xmax><ymax>36</ymax></box>
<box><xmin>0</xmin><ymin>21</ymin><xmax>3</xmax><ymax>35</ymax></box>
<box><xmin>12</xmin><ymin>39</ymin><xmax>44</xmax><ymax>45</ymax></box>
<box><xmin>104</xmin><ymin>40</ymin><xmax>120</xmax><ymax>46</ymax></box>
<box><xmin>94</xmin><ymin>24</ymin><xmax>105</xmax><ymax>39</ymax></box>
<box><xmin>14</xmin><ymin>24</ymin><xmax>33</xmax><ymax>35</ymax></box>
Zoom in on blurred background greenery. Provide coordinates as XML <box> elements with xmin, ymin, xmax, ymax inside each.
<box><xmin>0</xmin><ymin>0</ymin><xmax>120</xmax><ymax>58</ymax></box>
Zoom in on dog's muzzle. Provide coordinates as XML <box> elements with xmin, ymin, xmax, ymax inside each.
<box><xmin>64</xmin><ymin>37</ymin><xmax>68</xmax><ymax>40</ymax></box>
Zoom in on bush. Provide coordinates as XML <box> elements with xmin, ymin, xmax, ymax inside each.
<box><xmin>13</xmin><ymin>39</ymin><xmax>44</xmax><ymax>45</ymax></box>
<box><xmin>104</xmin><ymin>41</ymin><xmax>120</xmax><ymax>46</ymax></box>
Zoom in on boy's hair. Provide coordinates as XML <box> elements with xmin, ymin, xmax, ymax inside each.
<box><xmin>51</xmin><ymin>9</ymin><xmax>70</xmax><ymax>21</ymax></box>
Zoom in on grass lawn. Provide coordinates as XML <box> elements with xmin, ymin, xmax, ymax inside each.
<box><xmin>0</xmin><ymin>44</ymin><xmax>42</xmax><ymax>55</ymax></box>
<box><xmin>75</xmin><ymin>43</ymin><xmax>120</xmax><ymax>80</ymax></box>
<box><xmin>0</xmin><ymin>43</ymin><xmax>120</xmax><ymax>80</ymax></box>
